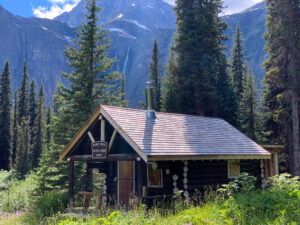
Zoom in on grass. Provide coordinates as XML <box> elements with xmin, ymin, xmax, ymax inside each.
<box><xmin>1</xmin><ymin>173</ymin><xmax>299</xmax><ymax>225</ymax></box>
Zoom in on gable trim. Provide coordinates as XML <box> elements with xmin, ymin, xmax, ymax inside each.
<box><xmin>100</xmin><ymin>107</ymin><xmax>148</xmax><ymax>162</ymax></box>
<box><xmin>59</xmin><ymin>107</ymin><xmax>101</xmax><ymax>160</ymax></box>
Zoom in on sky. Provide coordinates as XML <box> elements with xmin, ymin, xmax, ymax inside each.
<box><xmin>0</xmin><ymin>0</ymin><xmax>264</xmax><ymax>19</ymax></box>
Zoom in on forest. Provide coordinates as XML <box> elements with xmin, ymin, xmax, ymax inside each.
<box><xmin>0</xmin><ymin>0</ymin><xmax>299</xmax><ymax>224</ymax></box>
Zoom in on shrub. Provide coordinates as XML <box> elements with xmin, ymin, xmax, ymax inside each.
<box><xmin>36</xmin><ymin>191</ymin><xmax>68</xmax><ymax>217</ymax></box>
<box><xmin>0</xmin><ymin>174</ymin><xmax>39</xmax><ymax>212</ymax></box>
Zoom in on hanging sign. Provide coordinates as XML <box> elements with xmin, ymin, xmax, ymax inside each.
<box><xmin>91</xmin><ymin>141</ymin><xmax>107</xmax><ymax>159</ymax></box>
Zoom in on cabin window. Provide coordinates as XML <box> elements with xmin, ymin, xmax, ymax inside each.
<box><xmin>228</xmin><ymin>160</ymin><xmax>240</xmax><ymax>178</ymax></box>
<box><xmin>147</xmin><ymin>163</ymin><xmax>163</xmax><ymax>188</ymax></box>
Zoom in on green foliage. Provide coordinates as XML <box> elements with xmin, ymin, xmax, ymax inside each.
<box><xmin>0</xmin><ymin>174</ymin><xmax>39</xmax><ymax>212</ymax></box>
<box><xmin>218</xmin><ymin>172</ymin><xmax>257</xmax><ymax>198</ymax></box>
<box><xmin>263</xmin><ymin>0</ymin><xmax>300</xmax><ymax>176</ymax></box>
<box><xmin>161</xmin><ymin>45</ymin><xmax>177</xmax><ymax>113</ymax></box>
<box><xmin>230</xmin><ymin>24</ymin><xmax>245</xmax><ymax>104</ymax></box>
<box><xmin>149</xmin><ymin>38</ymin><xmax>161</xmax><ymax>111</ymax></box>
<box><xmin>239</xmin><ymin>66</ymin><xmax>259</xmax><ymax>140</ymax></box>
<box><xmin>36</xmin><ymin>191</ymin><xmax>68</xmax><ymax>217</ymax></box>
<box><xmin>0</xmin><ymin>62</ymin><xmax>12</xmax><ymax>170</ymax></box>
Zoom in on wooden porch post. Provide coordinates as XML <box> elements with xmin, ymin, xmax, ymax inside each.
<box><xmin>136</xmin><ymin>159</ymin><xmax>143</xmax><ymax>198</ymax></box>
<box><xmin>68</xmin><ymin>159</ymin><xmax>74</xmax><ymax>210</ymax></box>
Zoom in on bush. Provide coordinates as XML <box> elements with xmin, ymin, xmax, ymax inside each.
<box><xmin>36</xmin><ymin>191</ymin><xmax>68</xmax><ymax>217</ymax></box>
<box><xmin>0</xmin><ymin>174</ymin><xmax>39</xmax><ymax>212</ymax></box>
<box><xmin>0</xmin><ymin>170</ymin><xmax>22</xmax><ymax>190</ymax></box>
<box><xmin>220</xmin><ymin>173</ymin><xmax>300</xmax><ymax>224</ymax></box>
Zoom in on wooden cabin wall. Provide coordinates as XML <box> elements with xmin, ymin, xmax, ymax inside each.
<box><xmin>146</xmin><ymin>159</ymin><xmax>262</xmax><ymax>197</ymax></box>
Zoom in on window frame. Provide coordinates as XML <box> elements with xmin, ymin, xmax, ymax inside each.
<box><xmin>227</xmin><ymin>160</ymin><xmax>240</xmax><ymax>179</ymax></box>
<box><xmin>147</xmin><ymin>162</ymin><xmax>163</xmax><ymax>188</ymax></box>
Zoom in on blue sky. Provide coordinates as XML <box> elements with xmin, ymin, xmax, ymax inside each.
<box><xmin>0</xmin><ymin>0</ymin><xmax>263</xmax><ymax>19</ymax></box>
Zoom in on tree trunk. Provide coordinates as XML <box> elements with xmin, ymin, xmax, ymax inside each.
<box><xmin>290</xmin><ymin>92</ymin><xmax>300</xmax><ymax>176</ymax></box>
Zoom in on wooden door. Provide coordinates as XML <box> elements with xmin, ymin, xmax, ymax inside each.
<box><xmin>118</xmin><ymin>161</ymin><xmax>135</xmax><ymax>205</ymax></box>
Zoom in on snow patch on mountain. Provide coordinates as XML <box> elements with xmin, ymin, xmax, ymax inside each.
<box><xmin>107</xmin><ymin>28</ymin><xmax>137</xmax><ymax>39</ymax></box>
<box><xmin>123</xmin><ymin>19</ymin><xmax>150</xmax><ymax>31</ymax></box>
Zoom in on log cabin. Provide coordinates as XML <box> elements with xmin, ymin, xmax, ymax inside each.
<box><xmin>60</xmin><ymin>85</ymin><xmax>283</xmax><ymax>208</ymax></box>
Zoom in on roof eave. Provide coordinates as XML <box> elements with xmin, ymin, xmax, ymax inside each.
<box><xmin>148</xmin><ymin>154</ymin><xmax>271</xmax><ymax>161</ymax></box>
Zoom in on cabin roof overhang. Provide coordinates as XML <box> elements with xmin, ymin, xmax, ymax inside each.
<box><xmin>60</xmin><ymin>105</ymin><xmax>272</xmax><ymax>161</ymax></box>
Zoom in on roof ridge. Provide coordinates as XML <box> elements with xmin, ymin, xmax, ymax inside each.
<box><xmin>101</xmin><ymin>105</ymin><xmax>223</xmax><ymax>120</ymax></box>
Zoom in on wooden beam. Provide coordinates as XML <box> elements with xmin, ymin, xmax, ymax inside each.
<box><xmin>70</xmin><ymin>154</ymin><xmax>137</xmax><ymax>161</ymax></box>
<box><xmin>88</xmin><ymin>131</ymin><xmax>95</xmax><ymax>143</ymax></box>
<box><xmin>60</xmin><ymin>107</ymin><xmax>101</xmax><ymax>160</ymax></box>
<box><xmin>68</xmin><ymin>160</ymin><xmax>74</xmax><ymax>210</ymax></box>
<box><xmin>108</xmin><ymin>130</ymin><xmax>117</xmax><ymax>153</ymax></box>
<box><xmin>101</xmin><ymin>119</ymin><xmax>106</xmax><ymax>141</ymax></box>
<box><xmin>100</xmin><ymin>108</ymin><xmax>148</xmax><ymax>162</ymax></box>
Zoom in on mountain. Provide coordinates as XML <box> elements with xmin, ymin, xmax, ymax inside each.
<box><xmin>55</xmin><ymin>0</ymin><xmax>176</xmax><ymax>106</ymax></box>
<box><xmin>0</xmin><ymin>5</ymin><xmax>75</xmax><ymax>103</ymax></box>
<box><xmin>0</xmin><ymin>1</ymin><xmax>267</xmax><ymax>106</ymax></box>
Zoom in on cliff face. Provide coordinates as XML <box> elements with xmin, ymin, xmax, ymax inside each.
<box><xmin>0</xmin><ymin>5</ymin><xmax>75</xmax><ymax>103</ymax></box>
<box><xmin>0</xmin><ymin>1</ymin><xmax>267</xmax><ymax>106</ymax></box>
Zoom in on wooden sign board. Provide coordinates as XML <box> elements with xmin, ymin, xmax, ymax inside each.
<box><xmin>91</xmin><ymin>141</ymin><xmax>107</xmax><ymax>159</ymax></box>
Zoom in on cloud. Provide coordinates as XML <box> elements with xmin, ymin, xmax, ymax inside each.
<box><xmin>32</xmin><ymin>0</ymin><xmax>81</xmax><ymax>19</ymax></box>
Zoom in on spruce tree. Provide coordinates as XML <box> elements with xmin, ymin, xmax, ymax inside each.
<box><xmin>18</xmin><ymin>62</ymin><xmax>29</xmax><ymax>121</ymax></box>
<box><xmin>46</xmin><ymin>105</ymin><xmax>52</xmax><ymax>147</ymax></box>
<box><xmin>264</xmin><ymin>0</ymin><xmax>300</xmax><ymax>176</ymax></box>
<box><xmin>216</xmin><ymin>53</ymin><xmax>238</xmax><ymax>126</ymax></box>
<box><xmin>29</xmin><ymin>80</ymin><xmax>37</xmax><ymax>128</ymax></box>
<box><xmin>0</xmin><ymin>62</ymin><xmax>12</xmax><ymax>170</ymax></box>
<box><xmin>230</xmin><ymin>24</ymin><xmax>245</xmax><ymax>103</ymax></box>
<box><xmin>30</xmin><ymin>85</ymin><xmax>45</xmax><ymax>169</ymax></box>
<box><xmin>16</xmin><ymin>118</ymin><xmax>30</xmax><ymax>175</ymax></box>
<box><xmin>161</xmin><ymin>45</ymin><xmax>177</xmax><ymax>113</ymax></box>
<box><xmin>239</xmin><ymin>66</ymin><xmax>259</xmax><ymax>140</ymax></box>
<box><xmin>173</xmin><ymin>0</ymin><xmax>229</xmax><ymax>116</ymax></box>
<box><xmin>56</xmin><ymin>0</ymin><xmax>125</xmax><ymax>145</ymax></box>
<box><xmin>149</xmin><ymin>38</ymin><xmax>161</xmax><ymax>111</ymax></box>
<box><xmin>11</xmin><ymin>90</ymin><xmax>19</xmax><ymax>168</ymax></box>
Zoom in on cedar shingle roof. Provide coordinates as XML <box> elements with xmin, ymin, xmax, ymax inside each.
<box><xmin>100</xmin><ymin>105</ymin><xmax>270</xmax><ymax>161</ymax></box>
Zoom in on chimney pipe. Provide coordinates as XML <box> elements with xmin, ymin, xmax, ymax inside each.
<box><xmin>146</xmin><ymin>81</ymin><xmax>155</xmax><ymax>119</ymax></box>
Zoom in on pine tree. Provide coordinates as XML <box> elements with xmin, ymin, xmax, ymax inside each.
<box><xmin>149</xmin><ymin>38</ymin><xmax>161</xmax><ymax>111</ymax></box>
<box><xmin>56</xmin><ymin>0</ymin><xmax>125</xmax><ymax>145</ymax></box>
<box><xmin>18</xmin><ymin>62</ymin><xmax>29</xmax><ymax>121</ymax></box>
<box><xmin>263</xmin><ymin>0</ymin><xmax>300</xmax><ymax>176</ymax></box>
<box><xmin>11</xmin><ymin>90</ymin><xmax>19</xmax><ymax>168</ymax></box>
<box><xmin>172</xmin><ymin>0</ymin><xmax>229</xmax><ymax>116</ymax></box>
<box><xmin>230</xmin><ymin>24</ymin><xmax>245</xmax><ymax>103</ymax></box>
<box><xmin>30</xmin><ymin>85</ymin><xmax>45</xmax><ymax>169</ymax></box>
<box><xmin>0</xmin><ymin>62</ymin><xmax>12</xmax><ymax>170</ymax></box>
<box><xmin>239</xmin><ymin>66</ymin><xmax>259</xmax><ymax>140</ymax></box>
<box><xmin>161</xmin><ymin>45</ymin><xmax>177</xmax><ymax>113</ymax></box>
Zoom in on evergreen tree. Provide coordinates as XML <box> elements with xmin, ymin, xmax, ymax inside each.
<box><xmin>16</xmin><ymin>118</ymin><xmax>29</xmax><ymax>175</ymax></box>
<box><xmin>56</xmin><ymin>0</ymin><xmax>124</xmax><ymax>145</ymax></box>
<box><xmin>239</xmin><ymin>66</ymin><xmax>259</xmax><ymax>140</ymax></box>
<box><xmin>11</xmin><ymin>90</ymin><xmax>19</xmax><ymax>168</ymax></box>
<box><xmin>29</xmin><ymin>80</ymin><xmax>37</xmax><ymax>128</ymax></box>
<box><xmin>264</xmin><ymin>0</ymin><xmax>300</xmax><ymax>176</ymax></box>
<box><xmin>161</xmin><ymin>45</ymin><xmax>177</xmax><ymax>113</ymax></box>
<box><xmin>46</xmin><ymin>105</ymin><xmax>52</xmax><ymax>147</ymax></box>
<box><xmin>18</xmin><ymin>62</ymin><xmax>29</xmax><ymax>121</ymax></box>
<box><xmin>149</xmin><ymin>38</ymin><xmax>161</xmax><ymax>111</ymax></box>
<box><xmin>216</xmin><ymin>53</ymin><xmax>238</xmax><ymax>126</ymax></box>
<box><xmin>30</xmin><ymin>85</ymin><xmax>45</xmax><ymax>169</ymax></box>
<box><xmin>230</xmin><ymin>24</ymin><xmax>245</xmax><ymax>103</ymax></box>
<box><xmin>173</xmin><ymin>0</ymin><xmax>229</xmax><ymax>116</ymax></box>
<box><xmin>0</xmin><ymin>62</ymin><xmax>12</xmax><ymax>170</ymax></box>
